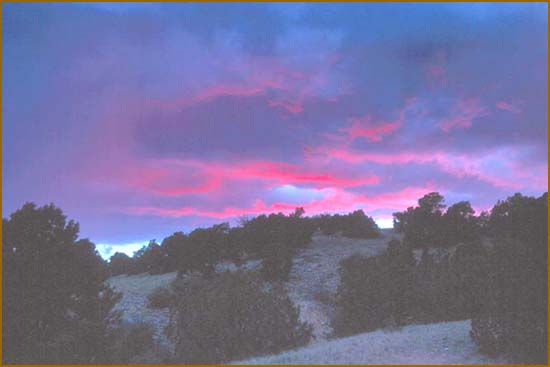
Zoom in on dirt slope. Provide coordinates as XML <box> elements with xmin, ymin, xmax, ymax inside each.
<box><xmin>286</xmin><ymin>229</ymin><xmax>395</xmax><ymax>340</ymax></box>
<box><xmin>234</xmin><ymin>320</ymin><xmax>510</xmax><ymax>365</ymax></box>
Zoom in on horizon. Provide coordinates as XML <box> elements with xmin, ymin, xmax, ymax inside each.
<box><xmin>3</xmin><ymin>3</ymin><xmax>548</xmax><ymax>260</ymax></box>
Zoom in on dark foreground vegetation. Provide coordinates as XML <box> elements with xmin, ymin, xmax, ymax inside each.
<box><xmin>334</xmin><ymin>192</ymin><xmax>547</xmax><ymax>364</ymax></box>
<box><xmin>166</xmin><ymin>271</ymin><xmax>312</xmax><ymax>364</ymax></box>
<box><xmin>2</xmin><ymin>191</ymin><xmax>547</xmax><ymax>364</ymax></box>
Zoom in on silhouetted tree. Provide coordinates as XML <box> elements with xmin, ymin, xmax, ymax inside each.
<box><xmin>109</xmin><ymin>252</ymin><xmax>133</xmax><ymax>276</ymax></box>
<box><xmin>393</xmin><ymin>192</ymin><xmax>447</xmax><ymax>248</ymax></box>
<box><xmin>141</xmin><ymin>240</ymin><xmax>166</xmax><ymax>275</ymax></box>
<box><xmin>314</xmin><ymin>211</ymin><xmax>379</xmax><ymax>238</ymax></box>
<box><xmin>471</xmin><ymin>192</ymin><xmax>547</xmax><ymax>363</ymax></box>
<box><xmin>241</xmin><ymin>210</ymin><xmax>314</xmax><ymax>281</ymax></box>
<box><xmin>341</xmin><ymin>210</ymin><xmax>381</xmax><ymax>238</ymax></box>
<box><xmin>3</xmin><ymin>203</ymin><xmax>122</xmax><ymax>364</ymax></box>
<box><xmin>160</xmin><ymin>231</ymin><xmax>188</xmax><ymax>273</ymax></box>
<box><xmin>443</xmin><ymin>201</ymin><xmax>480</xmax><ymax>246</ymax></box>
<box><xmin>177</xmin><ymin>223</ymin><xmax>229</xmax><ymax>276</ymax></box>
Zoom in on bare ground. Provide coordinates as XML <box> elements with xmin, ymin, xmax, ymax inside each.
<box><xmin>234</xmin><ymin>320</ymin><xmax>510</xmax><ymax>365</ymax></box>
<box><xmin>285</xmin><ymin>229</ymin><xmax>396</xmax><ymax>341</ymax></box>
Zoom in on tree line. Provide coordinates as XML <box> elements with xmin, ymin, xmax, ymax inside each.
<box><xmin>108</xmin><ymin>208</ymin><xmax>381</xmax><ymax>282</ymax></box>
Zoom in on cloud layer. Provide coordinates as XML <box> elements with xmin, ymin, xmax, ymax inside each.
<box><xmin>3</xmin><ymin>3</ymin><xmax>547</xmax><ymax>253</ymax></box>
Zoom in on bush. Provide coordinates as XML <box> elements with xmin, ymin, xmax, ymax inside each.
<box><xmin>332</xmin><ymin>239</ymin><xmax>416</xmax><ymax>337</ymax></box>
<box><xmin>314</xmin><ymin>211</ymin><xmax>380</xmax><ymax>238</ymax></box>
<box><xmin>341</xmin><ymin>210</ymin><xmax>381</xmax><ymax>238</ymax></box>
<box><xmin>470</xmin><ymin>192</ymin><xmax>547</xmax><ymax>364</ymax></box>
<box><xmin>260</xmin><ymin>245</ymin><xmax>294</xmax><ymax>282</ymax></box>
<box><xmin>118</xmin><ymin>322</ymin><xmax>155</xmax><ymax>361</ymax></box>
<box><xmin>242</xmin><ymin>209</ymin><xmax>314</xmax><ymax>282</ymax></box>
<box><xmin>111</xmin><ymin>320</ymin><xmax>175</xmax><ymax>364</ymax></box>
<box><xmin>332</xmin><ymin>239</ymin><xmax>491</xmax><ymax>338</ymax></box>
<box><xmin>316</xmin><ymin>214</ymin><xmax>342</xmax><ymax>235</ymax></box>
<box><xmin>168</xmin><ymin>271</ymin><xmax>312</xmax><ymax>363</ymax></box>
<box><xmin>147</xmin><ymin>286</ymin><xmax>174</xmax><ymax>309</ymax></box>
<box><xmin>109</xmin><ymin>252</ymin><xmax>133</xmax><ymax>276</ymax></box>
<box><xmin>470</xmin><ymin>240</ymin><xmax>547</xmax><ymax>363</ymax></box>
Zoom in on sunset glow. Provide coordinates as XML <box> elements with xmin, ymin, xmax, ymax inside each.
<box><xmin>3</xmin><ymin>3</ymin><xmax>547</xmax><ymax>258</ymax></box>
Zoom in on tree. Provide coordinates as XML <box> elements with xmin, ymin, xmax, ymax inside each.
<box><xmin>109</xmin><ymin>252</ymin><xmax>133</xmax><ymax>276</ymax></box>
<box><xmin>394</xmin><ymin>192</ymin><xmax>451</xmax><ymax>248</ymax></box>
<box><xmin>443</xmin><ymin>201</ymin><xmax>480</xmax><ymax>246</ymax></box>
<box><xmin>240</xmin><ymin>210</ymin><xmax>314</xmax><ymax>281</ymax></box>
<box><xmin>3</xmin><ymin>203</ymin><xmax>122</xmax><ymax>364</ymax></box>
<box><xmin>179</xmin><ymin>223</ymin><xmax>229</xmax><ymax>276</ymax></box>
<box><xmin>141</xmin><ymin>240</ymin><xmax>166</xmax><ymax>275</ymax></box>
<box><xmin>341</xmin><ymin>209</ymin><xmax>381</xmax><ymax>238</ymax></box>
<box><xmin>471</xmin><ymin>192</ymin><xmax>547</xmax><ymax>363</ymax></box>
<box><xmin>160</xmin><ymin>231</ymin><xmax>188</xmax><ymax>273</ymax></box>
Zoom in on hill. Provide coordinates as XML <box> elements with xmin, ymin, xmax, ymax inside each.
<box><xmin>107</xmin><ymin>229</ymin><xmax>508</xmax><ymax>364</ymax></box>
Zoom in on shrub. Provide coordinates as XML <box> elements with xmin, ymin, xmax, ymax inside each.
<box><xmin>470</xmin><ymin>239</ymin><xmax>547</xmax><ymax>363</ymax></box>
<box><xmin>111</xmin><ymin>321</ymin><xmax>157</xmax><ymax>363</ymax></box>
<box><xmin>109</xmin><ymin>252</ymin><xmax>133</xmax><ymax>276</ymax></box>
<box><xmin>332</xmin><ymin>239</ymin><xmax>416</xmax><ymax>337</ymax></box>
<box><xmin>259</xmin><ymin>245</ymin><xmax>294</xmax><ymax>282</ymax></box>
<box><xmin>315</xmin><ymin>211</ymin><xmax>380</xmax><ymax>238</ymax></box>
<box><xmin>316</xmin><ymin>214</ymin><xmax>341</xmax><ymax>235</ymax></box>
<box><xmin>242</xmin><ymin>209</ymin><xmax>314</xmax><ymax>282</ymax></box>
<box><xmin>470</xmin><ymin>191</ymin><xmax>547</xmax><ymax>364</ymax></box>
<box><xmin>341</xmin><ymin>210</ymin><xmax>381</xmax><ymax>239</ymax></box>
<box><xmin>168</xmin><ymin>271</ymin><xmax>312</xmax><ymax>363</ymax></box>
<box><xmin>147</xmin><ymin>286</ymin><xmax>174</xmax><ymax>309</ymax></box>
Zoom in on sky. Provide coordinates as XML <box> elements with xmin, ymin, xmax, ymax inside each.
<box><xmin>3</xmin><ymin>3</ymin><xmax>548</xmax><ymax>259</ymax></box>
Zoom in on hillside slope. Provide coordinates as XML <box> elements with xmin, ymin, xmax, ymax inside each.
<box><xmin>234</xmin><ymin>320</ymin><xmax>510</xmax><ymax>365</ymax></box>
<box><xmin>107</xmin><ymin>230</ymin><xmax>507</xmax><ymax>364</ymax></box>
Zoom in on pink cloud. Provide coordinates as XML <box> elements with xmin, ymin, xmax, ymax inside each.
<box><xmin>126</xmin><ymin>185</ymin><xmax>437</xmax><ymax>219</ymax></box>
<box><xmin>150</xmin><ymin>53</ymin><xmax>349</xmax><ymax>114</ymax></box>
<box><xmin>307</xmin><ymin>144</ymin><xmax>530</xmax><ymax>190</ymax></box>
<box><xmin>267</xmin><ymin>99</ymin><xmax>304</xmax><ymax>113</ymax></box>
<box><xmin>496</xmin><ymin>100</ymin><xmax>522</xmax><ymax>114</ymax></box>
<box><xmin>324</xmin><ymin>98</ymin><xmax>418</xmax><ymax>144</ymax></box>
<box><xmin>343</xmin><ymin>117</ymin><xmax>402</xmax><ymax>142</ymax></box>
<box><xmin>439</xmin><ymin>98</ymin><xmax>489</xmax><ymax>132</ymax></box>
<box><xmin>96</xmin><ymin>158</ymin><xmax>381</xmax><ymax>199</ymax></box>
<box><xmin>230</xmin><ymin>161</ymin><xmax>380</xmax><ymax>188</ymax></box>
